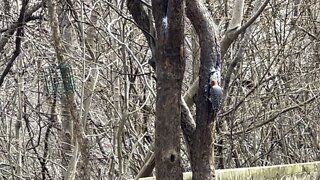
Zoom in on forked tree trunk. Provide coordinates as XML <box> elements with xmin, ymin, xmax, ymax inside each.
<box><xmin>128</xmin><ymin>0</ymin><xmax>268</xmax><ymax>179</ymax></box>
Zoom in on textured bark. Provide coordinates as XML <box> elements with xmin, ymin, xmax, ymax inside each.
<box><xmin>186</xmin><ymin>1</ymin><xmax>220</xmax><ymax>179</ymax></box>
<box><xmin>151</xmin><ymin>0</ymin><xmax>185</xmax><ymax>179</ymax></box>
<box><xmin>127</xmin><ymin>0</ymin><xmax>270</xmax><ymax>178</ymax></box>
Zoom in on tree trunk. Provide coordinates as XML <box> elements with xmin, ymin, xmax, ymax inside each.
<box><xmin>48</xmin><ymin>0</ymin><xmax>89</xmax><ymax>179</ymax></box>
<box><xmin>186</xmin><ymin>1</ymin><xmax>220</xmax><ymax>179</ymax></box>
<box><xmin>128</xmin><ymin>0</ymin><xmax>270</xmax><ymax>179</ymax></box>
<box><xmin>151</xmin><ymin>0</ymin><xmax>185</xmax><ymax>179</ymax></box>
<box><xmin>57</xmin><ymin>0</ymin><xmax>74</xmax><ymax>175</ymax></box>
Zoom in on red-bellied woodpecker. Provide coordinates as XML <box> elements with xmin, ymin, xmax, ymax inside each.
<box><xmin>209</xmin><ymin>79</ymin><xmax>223</xmax><ymax>115</ymax></box>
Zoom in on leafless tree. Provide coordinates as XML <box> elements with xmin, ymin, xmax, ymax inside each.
<box><xmin>0</xmin><ymin>0</ymin><xmax>319</xmax><ymax>179</ymax></box>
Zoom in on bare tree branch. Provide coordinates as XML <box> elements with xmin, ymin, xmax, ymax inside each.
<box><xmin>221</xmin><ymin>0</ymin><xmax>270</xmax><ymax>56</ymax></box>
<box><xmin>0</xmin><ymin>2</ymin><xmax>43</xmax><ymax>53</ymax></box>
<box><xmin>224</xmin><ymin>92</ymin><xmax>320</xmax><ymax>136</ymax></box>
<box><xmin>0</xmin><ymin>0</ymin><xmax>29</xmax><ymax>87</ymax></box>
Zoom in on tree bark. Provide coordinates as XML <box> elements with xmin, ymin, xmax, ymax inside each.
<box><xmin>186</xmin><ymin>1</ymin><xmax>220</xmax><ymax>179</ymax></box>
<box><xmin>48</xmin><ymin>0</ymin><xmax>89</xmax><ymax>179</ymax></box>
<box><xmin>56</xmin><ymin>0</ymin><xmax>74</xmax><ymax>176</ymax></box>
<box><xmin>151</xmin><ymin>0</ymin><xmax>185</xmax><ymax>179</ymax></box>
<box><xmin>127</xmin><ymin>0</ymin><xmax>156</xmax><ymax>69</ymax></box>
<box><xmin>127</xmin><ymin>0</ymin><xmax>270</xmax><ymax>179</ymax></box>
